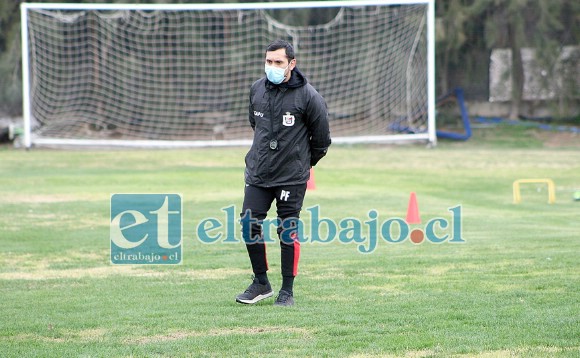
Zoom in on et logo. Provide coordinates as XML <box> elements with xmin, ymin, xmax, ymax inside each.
<box><xmin>110</xmin><ymin>194</ymin><xmax>182</xmax><ymax>265</ymax></box>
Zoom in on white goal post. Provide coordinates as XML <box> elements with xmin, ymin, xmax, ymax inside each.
<box><xmin>21</xmin><ymin>0</ymin><xmax>436</xmax><ymax>148</ymax></box>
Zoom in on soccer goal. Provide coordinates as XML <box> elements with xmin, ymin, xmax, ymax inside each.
<box><xmin>21</xmin><ymin>0</ymin><xmax>435</xmax><ymax>148</ymax></box>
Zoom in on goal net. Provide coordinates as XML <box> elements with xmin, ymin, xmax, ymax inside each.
<box><xmin>21</xmin><ymin>1</ymin><xmax>435</xmax><ymax>148</ymax></box>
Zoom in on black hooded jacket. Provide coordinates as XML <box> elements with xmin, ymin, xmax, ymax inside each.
<box><xmin>245</xmin><ymin>67</ymin><xmax>331</xmax><ymax>187</ymax></box>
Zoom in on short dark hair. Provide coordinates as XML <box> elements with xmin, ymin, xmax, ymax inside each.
<box><xmin>266</xmin><ymin>39</ymin><xmax>295</xmax><ymax>61</ymax></box>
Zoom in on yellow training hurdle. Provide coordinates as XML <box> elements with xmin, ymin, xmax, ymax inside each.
<box><xmin>513</xmin><ymin>179</ymin><xmax>556</xmax><ymax>204</ymax></box>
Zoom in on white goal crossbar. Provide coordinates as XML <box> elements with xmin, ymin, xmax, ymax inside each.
<box><xmin>21</xmin><ymin>0</ymin><xmax>436</xmax><ymax>148</ymax></box>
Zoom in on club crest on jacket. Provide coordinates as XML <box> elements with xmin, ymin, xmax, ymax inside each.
<box><xmin>282</xmin><ymin>112</ymin><xmax>295</xmax><ymax>126</ymax></box>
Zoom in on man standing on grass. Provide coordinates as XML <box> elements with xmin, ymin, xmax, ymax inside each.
<box><xmin>236</xmin><ymin>39</ymin><xmax>331</xmax><ymax>307</ymax></box>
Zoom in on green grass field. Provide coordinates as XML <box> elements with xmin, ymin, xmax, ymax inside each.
<box><xmin>1</xmin><ymin>126</ymin><xmax>579</xmax><ymax>357</ymax></box>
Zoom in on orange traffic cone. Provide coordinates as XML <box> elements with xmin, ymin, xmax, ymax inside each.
<box><xmin>406</xmin><ymin>192</ymin><xmax>421</xmax><ymax>224</ymax></box>
<box><xmin>307</xmin><ymin>168</ymin><xmax>316</xmax><ymax>190</ymax></box>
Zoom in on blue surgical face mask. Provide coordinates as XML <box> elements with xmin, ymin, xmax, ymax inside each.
<box><xmin>265</xmin><ymin>63</ymin><xmax>290</xmax><ymax>84</ymax></box>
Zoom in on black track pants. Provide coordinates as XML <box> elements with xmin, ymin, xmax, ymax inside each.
<box><xmin>240</xmin><ymin>183</ymin><xmax>306</xmax><ymax>277</ymax></box>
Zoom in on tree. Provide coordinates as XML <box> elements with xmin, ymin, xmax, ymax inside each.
<box><xmin>0</xmin><ymin>0</ymin><xmax>22</xmax><ymax>116</ymax></box>
<box><xmin>436</xmin><ymin>0</ymin><xmax>579</xmax><ymax>119</ymax></box>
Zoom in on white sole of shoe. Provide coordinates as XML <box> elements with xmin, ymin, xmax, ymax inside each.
<box><xmin>235</xmin><ymin>291</ymin><xmax>273</xmax><ymax>304</ymax></box>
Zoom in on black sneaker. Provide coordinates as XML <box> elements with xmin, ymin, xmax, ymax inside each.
<box><xmin>235</xmin><ymin>278</ymin><xmax>273</xmax><ymax>304</ymax></box>
<box><xmin>274</xmin><ymin>290</ymin><xmax>294</xmax><ymax>307</ymax></box>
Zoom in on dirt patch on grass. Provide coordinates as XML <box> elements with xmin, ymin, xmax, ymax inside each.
<box><xmin>0</xmin><ymin>265</ymin><xmax>134</xmax><ymax>280</ymax></box>
<box><xmin>181</xmin><ymin>267</ymin><xmax>247</xmax><ymax>279</ymax></box>
<box><xmin>361</xmin><ymin>285</ymin><xmax>407</xmax><ymax>297</ymax></box>
<box><xmin>534</xmin><ymin>130</ymin><xmax>580</xmax><ymax>148</ymax></box>
<box><xmin>0</xmin><ymin>252</ymin><xmax>247</xmax><ymax>280</ymax></box>
<box><xmin>452</xmin><ymin>346</ymin><xmax>580</xmax><ymax>357</ymax></box>
<box><xmin>125</xmin><ymin>326</ymin><xmax>310</xmax><ymax>344</ymax></box>
<box><xmin>0</xmin><ymin>266</ymin><xmax>247</xmax><ymax>280</ymax></box>
<box><xmin>2</xmin><ymin>193</ymin><xmax>104</xmax><ymax>204</ymax></box>
<box><xmin>9</xmin><ymin>328</ymin><xmax>107</xmax><ymax>343</ymax></box>
<box><xmin>350</xmin><ymin>350</ymin><xmax>436</xmax><ymax>358</ymax></box>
